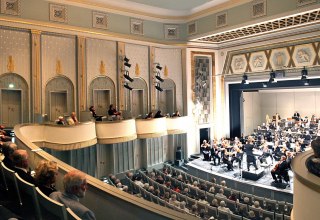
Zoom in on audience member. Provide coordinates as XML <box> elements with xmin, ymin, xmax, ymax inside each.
<box><xmin>218</xmin><ymin>200</ymin><xmax>232</xmax><ymax>214</ymax></box>
<box><xmin>172</xmin><ymin>111</ymin><xmax>181</xmax><ymax>117</ymax></box>
<box><xmin>108</xmin><ymin>104</ymin><xmax>121</xmax><ymax>119</ymax></box>
<box><xmin>12</xmin><ymin>149</ymin><xmax>35</xmax><ymax>184</ymax></box>
<box><xmin>34</xmin><ymin>160</ymin><xmax>58</xmax><ymax>196</ymax></box>
<box><xmin>56</xmin><ymin>116</ymin><xmax>65</xmax><ymax>125</ymax></box>
<box><xmin>89</xmin><ymin>106</ymin><xmax>102</xmax><ymax>121</ymax></box>
<box><xmin>154</xmin><ymin>110</ymin><xmax>164</xmax><ymax>118</ymax></box>
<box><xmin>179</xmin><ymin>201</ymin><xmax>189</xmax><ymax>213</ymax></box>
<box><xmin>145</xmin><ymin>112</ymin><xmax>153</xmax><ymax>119</ymax></box>
<box><xmin>1</xmin><ymin>141</ymin><xmax>17</xmax><ymax>170</ymax></box>
<box><xmin>252</xmin><ymin>201</ymin><xmax>261</xmax><ymax>209</ymax></box>
<box><xmin>70</xmin><ymin>112</ymin><xmax>79</xmax><ymax>124</ymax></box>
<box><xmin>50</xmin><ymin>170</ymin><xmax>96</xmax><ymax>220</ymax></box>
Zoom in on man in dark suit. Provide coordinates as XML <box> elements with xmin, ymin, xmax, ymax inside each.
<box><xmin>1</xmin><ymin>142</ymin><xmax>17</xmax><ymax>170</ymax></box>
<box><xmin>271</xmin><ymin>155</ymin><xmax>289</xmax><ymax>183</ymax></box>
<box><xmin>244</xmin><ymin>136</ymin><xmax>258</xmax><ymax>171</ymax></box>
<box><xmin>12</xmin><ymin>149</ymin><xmax>35</xmax><ymax>184</ymax></box>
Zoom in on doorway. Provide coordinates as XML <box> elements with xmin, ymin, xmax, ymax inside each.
<box><xmin>93</xmin><ymin>89</ymin><xmax>111</xmax><ymax>116</ymax></box>
<box><xmin>50</xmin><ymin>91</ymin><xmax>67</xmax><ymax>121</ymax></box>
<box><xmin>131</xmin><ymin>89</ymin><xmax>143</xmax><ymax>118</ymax></box>
<box><xmin>199</xmin><ymin>127</ymin><xmax>211</xmax><ymax>149</ymax></box>
<box><xmin>1</xmin><ymin>89</ymin><xmax>22</xmax><ymax>127</ymax></box>
<box><xmin>159</xmin><ymin>89</ymin><xmax>174</xmax><ymax>116</ymax></box>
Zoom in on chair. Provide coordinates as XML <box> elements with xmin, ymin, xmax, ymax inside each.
<box><xmin>284</xmin><ymin>214</ymin><xmax>291</xmax><ymax>220</ymax></box>
<box><xmin>285</xmin><ymin>202</ymin><xmax>293</xmax><ymax>215</ymax></box>
<box><xmin>15</xmin><ymin>173</ymin><xmax>41</xmax><ymax>220</ymax></box>
<box><xmin>2</xmin><ymin>162</ymin><xmax>22</xmax><ymax>205</ymax></box>
<box><xmin>277</xmin><ymin>201</ymin><xmax>286</xmax><ymax>214</ymax></box>
<box><xmin>36</xmin><ymin>187</ymin><xmax>68</xmax><ymax>220</ymax></box>
<box><xmin>275</xmin><ymin>213</ymin><xmax>284</xmax><ymax>220</ymax></box>
<box><xmin>229</xmin><ymin>212</ymin><xmax>242</xmax><ymax>220</ymax></box>
<box><xmin>206</xmin><ymin>192</ymin><xmax>215</xmax><ymax>204</ymax></box>
<box><xmin>188</xmin><ymin>186</ymin><xmax>198</xmax><ymax>198</ymax></box>
<box><xmin>249</xmin><ymin>206</ymin><xmax>262</xmax><ymax>219</ymax></box>
<box><xmin>252</xmin><ymin>195</ymin><xmax>265</xmax><ymax>207</ymax></box>
<box><xmin>225</xmin><ymin>199</ymin><xmax>237</xmax><ymax>213</ymax></box>
<box><xmin>223</xmin><ymin>187</ymin><xmax>232</xmax><ymax>198</ymax></box>
<box><xmin>186</xmin><ymin>197</ymin><xmax>197</xmax><ymax>209</ymax></box>
<box><xmin>158</xmin><ymin>198</ymin><xmax>166</xmax><ymax>207</ymax></box>
<box><xmin>66</xmin><ymin>207</ymin><xmax>81</xmax><ymax>220</ymax></box>
<box><xmin>240</xmin><ymin>192</ymin><xmax>253</xmax><ymax>204</ymax></box>
<box><xmin>236</xmin><ymin>202</ymin><xmax>248</xmax><ymax>213</ymax></box>
<box><xmin>261</xmin><ymin>209</ymin><xmax>275</xmax><ymax>220</ymax></box>
<box><xmin>265</xmin><ymin>198</ymin><xmax>277</xmax><ymax>212</ymax></box>
<box><xmin>207</xmin><ymin>206</ymin><xmax>218</xmax><ymax>219</ymax></box>
<box><xmin>197</xmin><ymin>202</ymin><xmax>208</xmax><ymax>212</ymax></box>
<box><xmin>0</xmin><ymin>162</ymin><xmax>8</xmax><ymax>191</ymax></box>
<box><xmin>218</xmin><ymin>209</ymin><xmax>230</xmax><ymax>220</ymax></box>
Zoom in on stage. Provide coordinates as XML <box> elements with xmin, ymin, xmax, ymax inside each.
<box><xmin>185</xmin><ymin>154</ymin><xmax>293</xmax><ymax>203</ymax></box>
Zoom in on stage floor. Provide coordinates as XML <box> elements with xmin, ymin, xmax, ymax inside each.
<box><xmin>187</xmin><ymin>155</ymin><xmax>293</xmax><ymax>194</ymax></box>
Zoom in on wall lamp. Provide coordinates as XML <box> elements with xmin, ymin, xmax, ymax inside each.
<box><xmin>155</xmin><ymin>82</ymin><xmax>163</xmax><ymax>92</ymax></box>
<box><xmin>155</xmin><ymin>63</ymin><xmax>162</xmax><ymax>71</ymax></box>
<box><xmin>301</xmin><ymin>66</ymin><xmax>308</xmax><ymax>80</ymax></box>
<box><xmin>124</xmin><ymin>82</ymin><xmax>133</xmax><ymax>90</ymax></box>
<box><xmin>120</xmin><ymin>56</ymin><xmax>134</xmax><ymax>82</ymax></box>
<box><xmin>155</xmin><ymin>71</ymin><xmax>164</xmax><ymax>82</ymax></box>
<box><xmin>241</xmin><ymin>73</ymin><xmax>249</xmax><ymax>84</ymax></box>
<box><xmin>269</xmin><ymin>70</ymin><xmax>277</xmax><ymax>83</ymax></box>
<box><xmin>124</xmin><ymin>70</ymin><xmax>134</xmax><ymax>82</ymax></box>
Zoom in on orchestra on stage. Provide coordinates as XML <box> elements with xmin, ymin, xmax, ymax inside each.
<box><xmin>200</xmin><ymin>112</ymin><xmax>320</xmax><ymax>185</ymax></box>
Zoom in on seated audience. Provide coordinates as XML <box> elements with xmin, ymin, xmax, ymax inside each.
<box><xmin>108</xmin><ymin>104</ymin><xmax>121</xmax><ymax>119</ymax></box>
<box><xmin>179</xmin><ymin>201</ymin><xmax>189</xmax><ymax>213</ymax></box>
<box><xmin>252</xmin><ymin>201</ymin><xmax>261</xmax><ymax>209</ymax></box>
<box><xmin>0</xmin><ymin>125</ymin><xmax>12</xmax><ymax>142</ymax></box>
<box><xmin>89</xmin><ymin>106</ymin><xmax>102</xmax><ymax>121</ymax></box>
<box><xmin>50</xmin><ymin>170</ymin><xmax>96</xmax><ymax>220</ymax></box>
<box><xmin>145</xmin><ymin>112</ymin><xmax>153</xmax><ymax>119</ymax></box>
<box><xmin>34</xmin><ymin>160</ymin><xmax>58</xmax><ymax>196</ymax></box>
<box><xmin>1</xmin><ymin>141</ymin><xmax>17</xmax><ymax>170</ymax></box>
<box><xmin>154</xmin><ymin>110</ymin><xmax>164</xmax><ymax>118</ymax></box>
<box><xmin>12</xmin><ymin>149</ymin><xmax>35</xmax><ymax>184</ymax></box>
<box><xmin>210</xmin><ymin>198</ymin><xmax>219</xmax><ymax>207</ymax></box>
<box><xmin>70</xmin><ymin>112</ymin><xmax>79</xmax><ymax>124</ymax></box>
<box><xmin>218</xmin><ymin>200</ymin><xmax>232</xmax><ymax>214</ymax></box>
<box><xmin>172</xmin><ymin>111</ymin><xmax>181</xmax><ymax>117</ymax></box>
<box><xmin>56</xmin><ymin>116</ymin><xmax>65</xmax><ymax>125</ymax></box>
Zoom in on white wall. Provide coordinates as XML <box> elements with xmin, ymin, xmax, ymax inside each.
<box><xmin>243</xmin><ymin>91</ymin><xmax>261</xmax><ymax>136</ymax></box>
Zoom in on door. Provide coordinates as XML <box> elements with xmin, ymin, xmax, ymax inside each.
<box><xmin>50</xmin><ymin>91</ymin><xmax>67</xmax><ymax>121</ymax></box>
<box><xmin>131</xmin><ymin>90</ymin><xmax>143</xmax><ymax>118</ymax></box>
<box><xmin>159</xmin><ymin>89</ymin><xmax>174</xmax><ymax>116</ymax></box>
<box><xmin>1</xmin><ymin>90</ymin><xmax>22</xmax><ymax>127</ymax></box>
<box><xmin>94</xmin><ymin>90</ymin><xmax>110</xmax><ymax>116</ymax></box>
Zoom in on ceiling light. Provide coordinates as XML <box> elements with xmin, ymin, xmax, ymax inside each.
<box><xmin>241</xmin><ymin>74</ymin><xmax>249</xmax><ymax>84</ymax></box>
<box><xmin>269</xmin><ymin>70</ymin><xmax>277</xmax><ymax>83</ymax></box>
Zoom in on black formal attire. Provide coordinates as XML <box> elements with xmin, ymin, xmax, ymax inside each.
<box><xmin>13</xmin><ymin>167</ymin><xmax>35</xmax><ymax>184</ymax></box>
<box><xmin>245</xmin><ymin>143</ymin><xmax>258</xmax><ymax>171</ymax></box>
<box><xmin>38</xmin><ymin>185</ymin><xmax>57</xmax><ymax>197</ymax></box>
<box><xmin>221</xmin><ymin>149</ymin><xmax>233</xmax><ymax>171</ymax></box>
<box><xmin>203</xmin><ymin>146</ymin><xmax>211</xmax><ymax>161</ymax></box>
<box><xmin>271</xmin><ymin>160</ymin><xmax>289</xmax><ymax>183</ymax></box>
<box><xmin>2</xmin><ymin>157</ymin><xmax>15</xmax><ymax>170</ymax></box>
<box><xmin>210</xmin><ymin>147</ymin><xmax>221</xmax><ymax>165</ymax></box>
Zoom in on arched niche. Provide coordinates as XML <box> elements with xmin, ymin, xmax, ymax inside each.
<box><xmin>126</xmin><ymin>77</ymin><xmax>148</xmax><ymax>118</ymax></box>
<box><xmin>0</xmin><ymin>73</ymin><xmax>29</xmax><ymax>126</ymax></box>
<box><xmin>45</xmin><ymin>76</ymin><xmax>74</xmax><ymax>121</ymax></box>
<box><xmin>89</xmin><ymin>76</ymin><xmax>115</xmax><ymax>116</ymax></box>
<box><xmin>158</xmin><ymin>78</ymin><xmax>176</xmax><ymax>116</ymax></box>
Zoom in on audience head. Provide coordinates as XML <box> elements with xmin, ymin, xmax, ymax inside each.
<box><xmin>248</xmin><ymin>210</ymin><xmax>255</xmax><ymax>218</ymax></box>
<box><xmin>311</xmin><ymin>137</ymin><xmax>320</xmax><ymax>158</ymax></box>
<box><xmin>254</xmin><ymin>201</ymin><xmax>260</xmax><ymax>208</ymax></box>
<box><xmin>221</xmin><ymin>180</ymin><xmax>226</xmax><ymax>187</ymax></box>
<box><xmin>243</xmin><ymin>197</ymin><xmax>250</xmax><ymax>204</ymax></box>
<box><xmin>199</xmin><ymin>209</ymin><xmax>205</xmax><ymax>218</ymax></box>
<box><xmin>63</xmin><ymin>170</ymin><xmax>88</xmax><ymax>198</ymax></box>
<box><xmin>180</xmin><ymin>201</ymin><xmax>186</xmax><ymax>209</ymax></box>
<box><xmin>219</xmin><ymin>200</ymin><xmax>226</xmax><ymax>207</ymax></box>
<box><xmin>2</xmin><ymin>141</ymin><xmax>17</xmax><ymax>158</ymax></box>
<box><xmin>34</xmin><ymin>160</ymin><xmax>58</xmax><ymax>186</ymax></box>
<box><xmin>211</xmin><ymin>199</ymin><xmax>218</xmax><ymax>206</ymax></box>
<box><xmin>219</xmin><ymin>188</ymin><xmax>224</xmax><ymax>195</ymax></box>
<box><xmin>12</xmin><ymin>149</ymin><xmax>29</xmax><ymax>169</ymax></box>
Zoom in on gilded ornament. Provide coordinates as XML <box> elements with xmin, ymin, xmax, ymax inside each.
<box><xmin>56</xmin><ymin>59</ymin><xmax>62</xmax><ymax>74</ymax></box>
<box><xmin>99</xmin><ymin>60</ymin><xmax>106</xmax><ymax>75</ymax></box>
<box><xmin>7</xmin><ymin>55</ymin><xmax>15</xmax><ymax>72</ymax></box>
<box><xmin>164</xmin><ymin>65</ymin><xmax>168</xmax><ymax>77</ymax></box>
<box><xmin>135</xmin><ymin>63</ymin><xmax>140</xmax><ymax>76</ymax></box>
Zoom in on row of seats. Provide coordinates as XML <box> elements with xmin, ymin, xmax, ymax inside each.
<box><xmin>0</xmin><ymin>161</ymin><xmax>80</xmax><ymax>220</ymax></box>
<box><xmin>163</xmin><ymin>164</ymin><xmax>293</xmax><ymax>214</ymax></box>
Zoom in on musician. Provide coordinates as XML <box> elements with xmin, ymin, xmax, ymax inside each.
<box><xmin>244</xmin><ymin>136</ymin><xmax>258</xmax><ymax>171</ymax></box>
<box><xmin>271</xmin><ymin>155</ymin><xmax>289</xmax><ymax>183</ymax></box>
<box><xmin>258</xmin><ymin>143</ymin><xmax>273</xmax><ymax>164</ymax></box>
<box><xmin>210</xmin><ymin>144</ymin><xmax>221</xmax><ymax>165</ymax></box>
<box><xmin>201</xmin><ymin>140</ymin><xmax>211</xmax><ymax>161</ymax></box>
<box><xmin>231</xmin><ymin>144</ymin><xmax>243</xmax><ymax>169</ymax></box>
<box><xmin>221</xmin><ymin>148</ymin><xmax>234</xmax><ymax>171</ymax></box>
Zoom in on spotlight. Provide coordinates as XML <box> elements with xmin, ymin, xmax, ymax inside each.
<box><xmin>301</xmin><ymin>67</ymin><xmax>308</xmax><ymax>80</ymax></box>
<box><xmin>124</xmin><ymin>56</ymin><xmax>130</xmax><ymax>63</ymax></box>
<box><xmin>269</xmin><ymin>70</ymin><xmax>277</xmax><ymax>83</ymax></box>
<box><xmin>124</xmin><ymin>70</ymin><xmax>134</xmax><ymax>82</ymax></box>
<box><xmin>262</xmin><ymin>83</ymin><xmax>267</xmax><ymax>88</ymax></box>
<box><xmin>124</xmin><ymin>82</ymin><xmax>133</xmax><ymax>90</ymax></box>
<box><xmin>304</xmin><ymin>79</ymin><xmax>310</xmax><ymax>86</ymax></box>
<box><xmin>124</xmin><ymin>62</ymin><xmax>131</xmax><ymax>68</ymax></box>
<box><xmin>123</xmin><ymin>56</ymin><xmax>131</xmax><ymax>68</ymax></box>
<box><xmin>155</xmin><ymin>72</ymin><xmax>164</xmax><ymax>82</ymax></box>
<box><xmin>155</xmin><ymin>83</ymin><xmax>163</xmax><ymax>92</ymax></box>
<box><xmin>156</xmin><ymin>63</ymin><xmax>162</xmax><ymax>71</ymax></box>
<box><xmin>241</xmin><ymin>74</ymin><xmax>249</xmax><ymax>84</ymax></box>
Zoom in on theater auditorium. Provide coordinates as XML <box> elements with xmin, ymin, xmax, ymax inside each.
<box><xmin>0</xmin><ymin>0</ymin><xmax>320</xmax><ymax>219</ymax></box>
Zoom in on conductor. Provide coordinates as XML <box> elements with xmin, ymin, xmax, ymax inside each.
<box><xmin>245</xmin><ymin>136</ymin><xmax>258</xmax><ymax>171</ymax></box>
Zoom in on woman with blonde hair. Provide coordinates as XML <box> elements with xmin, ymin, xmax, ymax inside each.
<box><xmin>34</xmin><ymin>160</ymin><xmax>58</xmax><ymax>196</ymax></box>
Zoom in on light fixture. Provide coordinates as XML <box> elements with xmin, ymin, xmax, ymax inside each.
<box><xmin>304</xmin><ymin>79</ymin><xmax>310</xmax><ymax>86</ymax></box>
<box><xmin>124</xmin><ymin>70</ymin><xmax>134</xmax><ymax>82</ymax></box>
<box><xmin>156</xmin><ymin>63</ymin><xmax>162</xmax><ymax>71</ymax></box>
<box><xmin>269</xmin><ymin>70</ymin><xmax>277</xmax><ymax>83</ymax></box>
<box><xmin>301</xmin><ymin>67</ymin><xmax>308</xmax><ymax>80</ymax></box>
<box><xmin>8</xmin><ymin>83</ymin><xmax>14</xmax><ymax>88</ymax></box>
<box><xmin>124</xmin><ymin>82</ymin><xmax>133</xmax><ymax>90</ymax></box>
<box><xmin>262</xmin><ymin>83</ymin><xmax>267</xmax><ymax>88</ymax></box>
<box><xmin>241</xmin><ymin>74</ymin><xmax>249</xmax><ymax>84</ymax></box>
<box><xmin>155</xmin><ymin>82</ymin><xmax>163</xmax><ymax>92</ymax></box>
<box><xmin>124</xmin><ymin>56</ymin><xmax>130</xmax><ymax>63</ymax></box>
<box><xmin>155</xmin><ymin>72</ymin><xmax>164</xmax><ymax>82</ymax></box>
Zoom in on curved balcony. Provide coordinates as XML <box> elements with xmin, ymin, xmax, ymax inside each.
<box><xmin>19</xmin><ymin>122</ymin><xmax>97</xmax><ymax>151</ymax></box>
<box><xmin>166</xmin><ymin>116</ymin><xmax>191</xmax><ymax>135</ymax></box>
<box><xmin>96</xmin><ymin>119</ymin><xmax>137</xmax><ymax>144</ymax></box>
<box><xmin>135</xmin><ymin>117</ymin><xmax>168</xmax><ymax>139</ymax></box>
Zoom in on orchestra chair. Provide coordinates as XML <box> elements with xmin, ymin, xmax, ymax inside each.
<box><xmin>1</xmin><ymin>162</ymin><xmax>22</xmax><ymax>206</ymax></box>
<box><xmin>35</xmin><ymin>187</ymin><xmax>68</xmax><ymax>220</ymax></box>
<box><xmin>15</xmin><ymin>173</ymin><xmax>42</xmax><ymax>220</ymax></box>
<box><xmin>66</xmin><ymin>207</ymin><xmax>81</xmax><ymax>220</ymax></box>
<box><xmin>218</xmin><ymin>209</ymin><xmax>229</xmax><ymax>220</ymax></box>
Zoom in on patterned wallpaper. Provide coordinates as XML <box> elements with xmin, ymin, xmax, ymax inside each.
<box><xmin>154</xmin><ymin>48</ymin><xmax>183</xmax><ymax>113</ymax></box>
<box><xmin>226</xmin><ymin>39</ymin><xmax>320</xmax><ymax>75</ymax></box>
<box><xmin>41</xmin><ymin>34</ymin><xmax>76</xmax><ymax>111</ymax></box>
<box><xmin>86</xmin><ymin>38</ymin><xmax>117</xmax><ymax>96</ymax></box>
<box><xmin>0</xmin><ymin>28</ymin><xmax>30</xmax><ymax>85</ymax></box>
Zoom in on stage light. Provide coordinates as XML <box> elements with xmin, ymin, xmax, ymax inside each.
<box><xmin>155</xmin><ymin>83</ymin><xmax>163</xmax><ymax>92</ymax></box>
<box><xmin>124</xmin><ymin>62</ymin><xmax>131</xmax><ymax>68</ymax></box>
<box><xmin>269</xmin><ymin>70</ymin><xmax>277</xmax><ymax>83</ymax></box>
<box><xmin>262</xmin><ymin>83</ymin><xmax>267</xmax><ymax>88</ymax></box>
<box><xmin>124</xmin><ymin>82</ymin><xmax>133</xmax><ymax>90</ymax></box>
<box><xmin>301</xmin><ymin>67</ymin><xmax>308</xmax><ymax>80</ymax></box>
<box><xmin>124</xmin><ymin>56</ymin><xmax>130</xmax><ymax>63</ymax></box>
<box><xmin>124</xmin><ymin>70</ymin><xmax>134</xmax><ymax>82</ymax></box>
<box><xmin>156</xmin><ymin>63</ymin><xmax>162</xmax><ymax>71</ymax></box>
<box><xmin>241</xmin><ymin>74</ymin><xmax>249</xmax><ymax>84</ymax></box>
<box><xmin>304</xmin><ymin>79</ymin><xmax>310</xmax><ymax>86</ymax></box>
<box><xmin>123</xmin><ymin>56</ymin><xmax>131</xmax><ymax>68</ymax></box>
<box><xmin>155</xmin><ymin>72</ymin><xmax>164</xmax><ymax>82</ymax></box>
